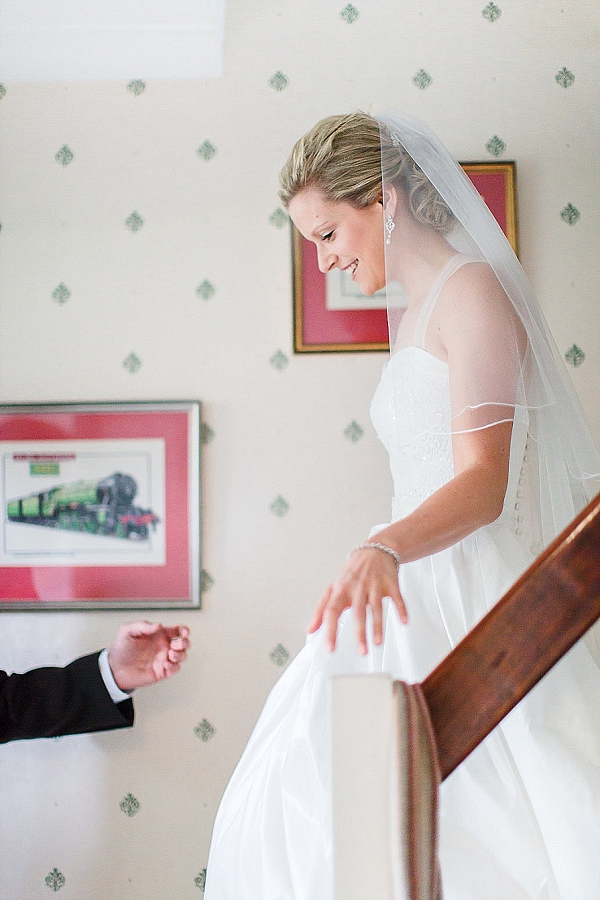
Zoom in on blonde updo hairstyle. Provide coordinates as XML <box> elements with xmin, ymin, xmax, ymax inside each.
<box><xmin>279</xmin><ymin>111</ymin><xmax>454</xmax><ymax>235</ymax></box>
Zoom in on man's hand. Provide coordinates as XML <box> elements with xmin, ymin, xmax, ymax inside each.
<box><xmin>107</xmin><ymin>621</ymin><xmax>191</xmax><ymax>692</ymax></box>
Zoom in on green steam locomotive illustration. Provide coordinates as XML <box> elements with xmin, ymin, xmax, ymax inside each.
<box><xmin>6</xmin><ymin>472</ymin><xmax>159</xmax><ymax>540</ymax></box>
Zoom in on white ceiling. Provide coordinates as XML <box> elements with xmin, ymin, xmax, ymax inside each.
<box><xmin>0</xmin><ymin>0</ymin><xmax>225</xmax><ymax>80</ymax></box>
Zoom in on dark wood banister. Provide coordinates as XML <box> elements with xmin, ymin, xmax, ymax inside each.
<box><xmin>421</xmin><ymin>491</ymin><xmax>600</xmax><ymax>781</ymax></box>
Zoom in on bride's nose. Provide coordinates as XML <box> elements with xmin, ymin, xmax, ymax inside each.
<box><xmin>316</xmin><ymin>244</ymin><xmax>337</xmax><ymax>273</ymax></box>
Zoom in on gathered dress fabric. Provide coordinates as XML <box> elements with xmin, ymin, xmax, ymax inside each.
<box><xmin>204</xmin><ymin>257</ymin><xmax>600</xmax><ymax>900</ymax></box>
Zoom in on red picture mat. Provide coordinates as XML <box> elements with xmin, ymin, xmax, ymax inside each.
<box><xmin>0</xmin><ymin>404</ymin><xmax>199</xmax><ymax>607</ymax></box>
<box><xmin>293</xmin><ymin>162</ymin><xmax>518</xmax><ymax>352</ymax></box>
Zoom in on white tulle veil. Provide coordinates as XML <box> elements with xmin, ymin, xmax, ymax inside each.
<box><xmin>377</xmin><ymin>111</ymin><xmax>600</xmax><ymax>559</ymax></box>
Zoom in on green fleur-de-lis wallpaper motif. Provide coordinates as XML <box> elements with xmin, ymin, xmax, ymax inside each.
<box><xmin>565</xmin><ymin>344</ymin><xmax>585</xmax><ymax>367</ymax></box>
<box><xmin>55</xmin><ymin>145</ymin><xmax>74</xmax><ymax>166</ymax></box>
<box><xmin>45</xmin><ymin>868</ymin><xmax>66</xmax><ymax>892</ymax></box>
<box><xmin>200</xmin><ymin>422</ymin><xmax>215</xmax><ymax>445</ymax></box>
<box><xmin>412</xmin><ymin>69</ymin><xmax>432</xmax><ymax>90</ymax></box>
<box><xmin>340</xmin><ymin>3</ymin><xmax>360</xmax><ymax>24</ymax></box>
<box><xmin>269</xmin><ymin>643</ymin><xmax>290</xmax><ymax>666</ymax></box>
<box><xmin>560</xmin><ymin>203</ymin><xmax>580</xmax><ymax>226</ymax></box>
<box><xmin>344</xmin><ymin>421</ymin><xmax>364</xmax><ymax>443</ymax></box>
<box><xmin>555</xmin><ymin>67</ymin><xmax>575</xmax><ymax>88</ymax></box>
<box><xmin>482</xmin><ymin>3</ymin><xmax>501</xmax><ymax>22</ymax></box>
<box><xmin>200</xmin><ymin>569</ymin><xmax>215</xmax><ymax>592</ymax></box>
<box><xmin>197</xmin><ymin>140</ymin><xmax>217</xmax><ymax>161</ymax></box>
<box><xmin>119</xmin><ymin>793</ymin><xmax>141</xmax><ymax>817</ymax></box>
<box><xmin>125</xmin><ymin>211</ymin><xmax>144</xmax><ymax>233</ymax></box>
<box><xmin>270</xmin><ymin>495</ymin><xmax>290</xmax><ymax>517</ymax></box>
<box><xmin>269</xmin><ymin>71</ymin><xmax>289</xmax><ymax>91</ymax></box>
<box><xmin>123</xmin><ymin>352</ymin><xmax>142</xmax><ymax>374</ymax></box>
<box><xmin>486</xmin><ymin>135</ymin><xmax>506</xmax><ymax>157</ymax></box>
<box><xmin>52</xmin><ymin>283</ymin><xmax>71</xmax><ymax>305</ymax></box>
<box><xmin>127</xmin><ymin>80</ymin><xmax>146</xmax><ymax>96</ymax></box>
<box><xmin>196</xmin><ymin>279</ymin><xmax>216</xmax><ymax>300</ymax></box>
<box><xmin>194</xmin><ymin>718</ymin><xmax>216</xmax><ymax>742</ymax></box>
<box><xmin>0</xmin><ymin>84</ymin><xmax>6</xmax><ymax>100</ymax></box>
<box><xmin>195</xmin><ymin>868</ymin><xmax>207</xmax><ymax>891</ymax></box>
<box><xmin>269</xmin><ymin>207</ymin><xmax>288</xmax><ymax>229</ymax></box>
<box><xmin>270</xmin><ymin>349</ymin><xmax>289</xmax><ymax>371</ymax></box>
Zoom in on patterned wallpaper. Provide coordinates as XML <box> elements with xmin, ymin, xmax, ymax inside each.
<box><xmin>0</xmin><ymin>1</ymin><xmax>599</xmax><ymax>897</ymax></box>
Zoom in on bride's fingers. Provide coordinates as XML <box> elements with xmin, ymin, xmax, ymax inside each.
<box><xmin>323</xmin><ymin>602</ymin><xmax>344</xmax><ymax>653</ymax></box>
<box><xmin>352</xmin><ymin>597</ymin><xmax>369</xmax><ymax>656</ymax></box>
<box><xmin>307</xmin><ymin>588</ymin><xmax>331</xmax><ymax>634</ymax></box>
<box><xmin>370</xmin><ymin>595</ymin><xmax>384</xmax><ymax>646</ymax></box>
<box><xmin>390</xmin><ymin>585</ymin><xmax>408</xmax><ymax>624</ymax></box>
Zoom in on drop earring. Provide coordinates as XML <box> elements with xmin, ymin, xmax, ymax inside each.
<box><xmin>385</xmin><ymin>214</ymin><xmax>395</xmax><ymax>245</ymax></box>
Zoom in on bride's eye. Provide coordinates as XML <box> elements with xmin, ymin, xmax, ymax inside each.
<box><xmin>321</xmin><ymin>231</ymin><xmax>334</xmax><ymax>242</ymax></box>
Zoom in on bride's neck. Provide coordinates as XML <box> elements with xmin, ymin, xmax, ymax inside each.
<box><xmin>388</xmin><ymin>227</ymin><xmax>455</xmax><ymax>306</ymax></box>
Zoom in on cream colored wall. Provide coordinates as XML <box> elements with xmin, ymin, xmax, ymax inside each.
<box><xmin>0</xmin><ymin>1</ymin><xmax>599</xmax><ymax>897</ymax></box>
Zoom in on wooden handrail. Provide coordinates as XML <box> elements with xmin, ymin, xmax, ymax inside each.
<box><xmin>421</xmin><ymin>492</ymin><xmax>600</xmax><ymax>780</ymax></box>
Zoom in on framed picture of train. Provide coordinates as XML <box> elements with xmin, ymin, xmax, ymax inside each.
<box><xmin>0</xmin><ymin>401</ymin><xmax>201</xmax><ymax>609</ymax></box>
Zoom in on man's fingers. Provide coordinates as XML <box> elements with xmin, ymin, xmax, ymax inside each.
<box><xmin>166</xmin><ymin>624</ymin><xmax>190</xmax><ymax>641</ymax></box>
<box><xmin>162</xmin><ymin>660</ymin><xmax>182</xmax><ymax>678</ymax></box>
<box><xmin>124</xmin><ymin>620</ymin><xmax>161</xmax><ymax>638</ymax></box>
<box><xmin>168</xmin><ymin>631</ymin><xmax>190</xmax><ymax>652</ymax></box>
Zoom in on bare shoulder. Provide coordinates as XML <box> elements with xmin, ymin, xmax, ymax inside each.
<box><xmin>434</xmin><ymin>260</ymin><xmax>523</xmax><ymax>344</ymax></box>
<box><xmin>442</xmin><ymin>261</ymin><xmax>508</xmax><ymax>309</ymax></box>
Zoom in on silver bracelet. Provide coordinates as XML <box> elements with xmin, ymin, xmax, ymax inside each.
<box><xmin>349</xmin><ymin>541</ymin><xmax>402</xmax><ymax>569</ymax></box>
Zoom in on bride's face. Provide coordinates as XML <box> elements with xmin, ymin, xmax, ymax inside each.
<box><xmin>288</xmin><ymin>186</ymin><xmax>386</xmax><ymax>296</ymax></box>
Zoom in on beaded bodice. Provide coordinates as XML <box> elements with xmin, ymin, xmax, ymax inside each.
<box><xmin>370</xmin><ymin>347</ymin><xmax>454</xmax><ymax>520</ymax></box>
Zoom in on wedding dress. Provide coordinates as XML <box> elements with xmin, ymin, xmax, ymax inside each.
<box><xmin>204</xmin><ymin>255</ymin><xmax>600</xmax><ymax>900</ymax></box>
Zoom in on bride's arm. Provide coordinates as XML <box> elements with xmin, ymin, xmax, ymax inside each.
<box><xmin>309</xmin><ymin>265</ymin><xmax>525</xmax><ymax>654</ymax></box>
<box><xmin>308</xmin><ymin>419</ymin><xmax>513</xmax><ymax>654</ymax></box>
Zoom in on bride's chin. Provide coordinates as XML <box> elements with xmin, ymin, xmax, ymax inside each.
<box><xmin>362</xmin><ymin>279</ymin><xmax>386</xmax><ymax>297</ymax></box>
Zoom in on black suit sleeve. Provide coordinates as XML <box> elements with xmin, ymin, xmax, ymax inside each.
<box><xmin>0</xmin><ymin>652</ymin><xmax>134</xmax><ymax>744</ymax></box>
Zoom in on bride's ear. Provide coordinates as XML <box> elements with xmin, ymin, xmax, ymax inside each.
<box><xmin>382</xmin><ymin>185</ymin><xmax>398</xmax><ymax>219</ymax></box>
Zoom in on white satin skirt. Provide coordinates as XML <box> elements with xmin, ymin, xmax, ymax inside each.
<box><xmin>204</xmin><ymin>522</ymin><xmax>600</xmax><ymax>900</ymax></box>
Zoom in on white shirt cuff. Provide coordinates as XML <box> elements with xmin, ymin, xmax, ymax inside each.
<box><xmin>98</xmin><ymin>648</ymin><xmax>133</xmax><ymax>702</ymax></box>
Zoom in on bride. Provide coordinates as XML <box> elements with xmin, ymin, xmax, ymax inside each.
<box><xmin>204</xmin><ymin>111</ymin><xmax>600</xmax><ymax>899</ymax></box>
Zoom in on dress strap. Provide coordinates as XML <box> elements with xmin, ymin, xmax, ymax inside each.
<box><xmin>413</xmin><ymin>253</ymin><xmax>476</xmax><ymax>349</ymax></box>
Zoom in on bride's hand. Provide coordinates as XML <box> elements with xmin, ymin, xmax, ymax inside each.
<box><xmin>307</xmin><ymin>548</ymin><xmax>407</xmax><ymax>655</ymax></box>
